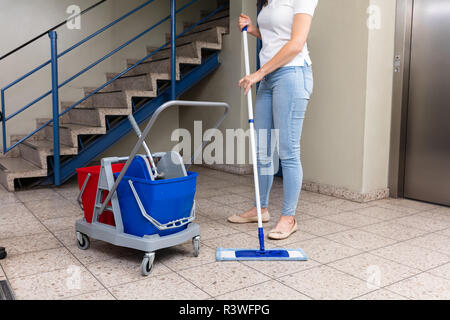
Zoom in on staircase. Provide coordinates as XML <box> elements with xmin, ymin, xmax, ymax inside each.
<box><xmin>0</xmin><ymin>4</ymin><xmax>229</xmax><ymax>192</ymax></box>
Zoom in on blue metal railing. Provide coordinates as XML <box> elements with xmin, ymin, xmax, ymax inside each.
<box><xmin>1</xmin><ymin>0</ymin><xmax>226</xmax><ymax>186</ymax></box>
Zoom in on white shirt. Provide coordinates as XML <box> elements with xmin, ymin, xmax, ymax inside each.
<box><xmin>258</xmin><ymin>0</ymin><xmax>318</xmax><ymax>67</ymax></box>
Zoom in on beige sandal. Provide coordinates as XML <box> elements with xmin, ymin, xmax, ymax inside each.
<box><xmin>268</xmin><ymin>221</ymin><xmax>298</xmax><ymax>240</ymax></box>
<box><xmin>227</xmin><ymin>211</ymin><xmax>270</xmax><ymax>224</ymax></box>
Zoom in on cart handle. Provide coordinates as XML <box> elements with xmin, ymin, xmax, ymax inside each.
<box><xmin>128</xmin><ymin>180</ymin><xmax>196</xmax><ymax>230</ymax></box>
<box><xmin>76</xmin><ymin>173</ymin><xmax>91</xmax><ymax>210</ymax></box>
<box><xmin>98</xmin><ymin>100</ymin><xmax>230</xmax><ymax>216</ymax></box>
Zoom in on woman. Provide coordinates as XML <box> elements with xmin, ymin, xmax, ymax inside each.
<box><xmin>228</xmin><ymin>0</ymin><xmax>318</xmax><ymax>240</ymax></box>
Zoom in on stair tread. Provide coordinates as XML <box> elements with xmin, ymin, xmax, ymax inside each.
<box><xmin>0</xmin><ymin>157</ymin><xmax>45</xmax><ymax>174</ymax></box>
<box><xmin>23</xmin><ymin>139</ymin><xmax>77</xmax><ymax>152</ymax></box>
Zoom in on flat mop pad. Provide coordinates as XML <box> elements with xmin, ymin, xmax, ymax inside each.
<box><xmin>217</xmin><ymin>248</ymin><xmax>308</xmax><ymax>261</ymax></box>
<box><xmin>216</xmin><ymin>26</ymin><xmax>308</xmax><ymax>263</ymax></box>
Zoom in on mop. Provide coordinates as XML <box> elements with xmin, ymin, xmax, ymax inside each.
<box><xmin>216</xmin><ymin>27</ymin><xmax>308</xmax><ymax>261</ymax></box>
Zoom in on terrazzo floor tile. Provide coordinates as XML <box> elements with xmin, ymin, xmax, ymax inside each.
<box><xmin>9</xmin><ymin>266</ymin><xmax>104</xmax><ymax>300</ymax></box>
<box><xmin>289</xmin><ymin>237</ymin><xmax>361</xmax><ymax>264</ymax></box>
<box><xmin>241</xmin><ymin>258</ymin><xmax>320</xmax><ymax>278</ymax></box>
<box><xmin>87</xmin><ymin>255</ymin><xmax>172</xmax><ymax>288</ymax></box>
<box><xmin>416</xmin><ymin>206</ymin><xmax>450</xmax><ymax>223</ymax></box>
<box><xmin>371</xmin><ymin>242</ymin><xmax>450</xmax><ymax>271</ymax></box>
<box><xmin>296</xmin><ymin>201</ymin><xmax>344</xmax><ymax>218</ymax></box>
<box><xmin>328</xmin><ymin>253</ymin><xmax>420</xmax><ymax>287</ymax></box>
<box><xmin>386</xmin><ymin>273</ymin><xmax>450</xmax><ymax>300</ymax></box>
<box><xmin>393</xmin><ymin>215</ymin><xmax>450</xmax><ymax>232</ymax></box>
<box><xmin>0</xmin><ymin>190</ymin><xmax>20</xmax><ymax>206</ymax></box>
<box><xmin>157</xmin><ymin>242</ymin><xmax>217</xmax><ymax>272</ymax></box>
<box><xmin>279</xmin><ymin>265</ymin><xmax>374</xmax><ymax>300</ymax></box>
<box><xmin>197</xmin><ymin>220</ymin><xmax>239</xmax><ymax>241</ymax></box>
<box><xmin>67</xmin><ymin>241</ymin><xmax>136</xmax><ymax>265</ymax></box>
<box><xmin>378</xmin><ymin>198</ymin><xmax>439</xmax><ymax>212</ymax></box>
<box><xmin>428</xmin><ymin>263</ymin><xmax>450</xmax><ymax>281</ymax></box>
<box><xmin>325</xmin><ymin>229</ymin><xmax>397</xmax><ymax>251</ymax></box>
<box><xmin>360</xmin><ymin>221</ymin><xmax>429</xmax><ymax>241</ymax></box>
<box><xmin>352</xmin><ymin>206</ymin><xmax>410</xmax><ymax>221</ymax></box>
<box><xmin>110</xmin><ymin>272</ymin><xmax>210</xmax><ymax>300</ymax></box>
<box><xmin>15</xmin><ymin>188</ymin><xmax>64</xmax><ymax>203</ymax></box>
<box><xmin>354</xmin><ymin>289</ymin><xmax>408</xmax><ymax>300</ymax></box>
<box><xmin>297</xmin><ymin>218</ymin><xmax>352</xmax><ymax>236</ymax></box>
<box><xmin>209</xmin><ymin>194</ymin><xmax>251</xmax><ymax>206</ymax></box>
<box><xmin>216</xmin><ymin>280</ymin><xmax>311</xmax><ymax>300</ymax></box>
<box><xmin>195</xmin><ymin>188</ymin><xmax>228</xmax><ymax>199</ymax></box>
<box><xmin>321</xmin><ymin>199</ymin><xmax>374</xmax><ymax>212</ymax></box>
<box><xmin>197</xmin><ymin>205</ymin><xmax>239</xmax><ymax>221</ymax></box>
<box><xmin>437</xmin><ymin>228</ymin><xmax>450</xmax><ymax>238</ymax></box>
<box><xmin>196</xmin><ymin>198</ymin><xmax>224</xmax><ymax>213</ymax></box>
<box><xmin>0</xmin><ymin>203</ymin><xmax>36</xmax><ymax>225</ymax></box>
<box><xmin>178</xmin><ymin>262</ymin><xmax>270</xmax><ymax>297</ymax></box>
<box><xmin>0</xmin><ymin>247</ymin><xmax>79</xmax><ymax>279</ymax></box>
<box><xmin>405</xmin><ymin>233</ymin><xmax>450</xmax><ymax>255</ymax></box>
<box><xmin>0</xmin><ymin>219</ymin><xmax>48</xmax><ymax>240</ymax></box>
<box><xmin>202</xmin><ymin>232</ymin><xmax>265</xmax><ymax>250</ymax></box>
<box><xmin>64</xmin><ymin>289</ymin><xmax>116</xmax><ymax>300</ymax></box>
<box><xmin>41</xmin><ymin>214</ymin><xmax>84</xmax><ymax>233</ymax></box>
<box><xmin>299</xmin><ymin>191</ymin><xmax>336</xmax><ymax>203</ymax></box>
<box><xmin>322</xmin><ymin>211</ymin><xmax>383</xmax><ymax>228</ymax></box>
<box><xmin>24</xmin><ymin>198</ymin><xmax>83</xmax><ymax>220</ymax></box>
<box><xmin>0</xmin><ymin>232</ymin><xmax>62</xmax><ymax>256</ymax></box>
<box><xmin>374</xmin><ymin>201</ymin><xmax>420</xmax><ymax>215</ymax></box>
<box><xmin>53</xmin><ymin>228</ymin><xmax>80</xmax><ymax>247</ymax></box>
<box><xmin>53</xmin><ymin>188</ymin><xmax>79</xmax><ymax>204</ymax></box>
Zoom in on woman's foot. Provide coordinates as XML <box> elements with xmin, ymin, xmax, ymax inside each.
<box><xmin>228</xmin><ymin>207</ymin><xmax>270</xmax><ymax>224</ymax></box>
<box><xmin>268</xmin><ymin>216</ymin><xmax>298</xmax><ymax>240</ymax></box>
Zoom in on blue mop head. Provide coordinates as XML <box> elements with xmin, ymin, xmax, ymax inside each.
<box><xmin>216</xmin><ymin>248</ymin><xmax>308</xmax><ymax>261</ymax></box>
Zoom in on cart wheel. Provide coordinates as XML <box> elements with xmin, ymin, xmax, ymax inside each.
<box><xmin>0</xmin><ymin>247</ymin><xmax>6</xmax><ymax>260</ymax></box>
<box><xmin>193</xmin><ymin>236</ymin><xmax>200</xmax><ymax>257</ymax></box>
<box><xmin>76</xmin><ymin>232</ymin><xmax>90</xmax><ymax>251</ymax></box>
<box><xmin>141</xmin><ymin>253</ymin><xmax>155</xmax><ymax>277</ymax></box>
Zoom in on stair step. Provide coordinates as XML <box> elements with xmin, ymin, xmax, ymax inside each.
<box><xmin>167</xmin><ymin>27</ymin><xmax>225</xmax><ymax>48</ymax></box>
<box><xmin>82</xmin><ymin>90</ymin><xmax>129</xmax><ymax>109</ymax></box>
<box><xmin>105</xmin><ymin>73</ymin><xmax>154</xmax><ymax>92</ymax></box>
<box><xmin>183</xmin><ymin>16</ymin><xmax>229</xmax><ymax>35</ymax></box>
<box><xmin>43</xmin><ymin>122</ymin><xmax>106</xmax><ymax>148</ymax></box>
<box><xmin>0</xmin><ymin>157</ymin><xmax>47</xmax><ymax>192</ymax></box>
<box><xmin>19</xmin><ymin>140</ymin><xmax>77</xmax><ymax>169</ymax></box>
<box><xmin>63</xmin><ymin>106</ymin><xmax>130</xmax><ymax>127</ymax></box>
<box><xmin>200</xmin><ymin>7</ymin><xmax>229</xmax><ymax>20</ymax></box>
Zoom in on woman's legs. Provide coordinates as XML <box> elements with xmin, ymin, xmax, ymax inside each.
<box><xmin>270</xmin><ymin>67</ymin><xmax>310</xmax><ymax>234</ymax></box>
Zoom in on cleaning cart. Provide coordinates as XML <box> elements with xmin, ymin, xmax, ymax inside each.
<box><xmin>75</xmin><ymin>100</ymin><xmax>230</xmax><ymax>276</ymax></box>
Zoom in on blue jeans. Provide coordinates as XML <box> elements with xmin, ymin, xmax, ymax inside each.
<box><xmin>254</xmin><ymin>65</ymin><xmax>313</xmax><ymax>216</ymax></box>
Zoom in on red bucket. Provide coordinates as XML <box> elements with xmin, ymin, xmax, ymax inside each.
<box><xmin>76</xmin><ymin>164</ymin><xmax>125</xmax><ymax>226</ymax></box>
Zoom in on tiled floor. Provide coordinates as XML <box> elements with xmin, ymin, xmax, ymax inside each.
<box><xmin>1</xmin><ymin>166</ymin><xmax>449</xmax><ymax>300</ymax></box>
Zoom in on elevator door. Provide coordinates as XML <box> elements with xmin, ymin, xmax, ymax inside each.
<box><xmin>404</xmin><ymin>0</ymin><xmax>450</xmax><ymax>206</ymax></box>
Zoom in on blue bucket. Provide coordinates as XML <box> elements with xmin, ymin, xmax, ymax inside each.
<box><xmin>115</xmin><ymin>171</ymin><xmax>198</xmax><ymax>237</ymax></box>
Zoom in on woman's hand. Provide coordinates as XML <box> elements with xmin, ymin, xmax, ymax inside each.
<box><xmin>239</xmin><ymin>70</ymin><xmax>264</xmax><ymax>95</ymax></box>
<box><xmin>238</xmin><ymin>13</ymin><xmax>255</xmax><ymax>33</ymax></box>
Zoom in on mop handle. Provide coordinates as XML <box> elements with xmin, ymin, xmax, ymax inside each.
<box><xmin>128</xmin><ymin>114</ymin><xmax>159</xmax><ymax>179</ymax></box>
<box><xmin>242</xmin><ymin>26</ymin><xmax>265</xmax><ymax>251</ymax></box>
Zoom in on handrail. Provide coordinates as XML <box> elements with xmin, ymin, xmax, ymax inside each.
<box><xmin>0</xmin><ymin>0</ymin><xmax>108</xmax><ymax>62</ymax></box>
<box><xmin>1</xmin><ymin>0</ymin><xmax>228</xmax><ymax>186</ymax></box>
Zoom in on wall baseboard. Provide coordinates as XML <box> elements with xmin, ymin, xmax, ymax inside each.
<box><xmin>201</xmin><ymin>164</ymin><xmax>390</xmax><ymax>203</ymax></box>
<box><xmin>302</xmin><ymin>181</ymin><xmax>390</xmax><ymax>203</ymax></box>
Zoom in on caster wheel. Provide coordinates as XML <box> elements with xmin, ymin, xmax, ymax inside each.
<box><xmin>0</xmin><ymin>247</ymin><xmax>6</xmax><ymax>260</ymax></box>
<box><xmin>193</xmin><ymin>236</ymin><xmax>200</xmax><ymax>257</ymax></box>
<box><xmin>141</xmin><ymin>253</ymin><xmax>155</xmax><ymax>277</ymax></box>
<box><xmin>76</xmin><ymin>232</ymin><xmax>90</xmax><ymax>250</ymax></box>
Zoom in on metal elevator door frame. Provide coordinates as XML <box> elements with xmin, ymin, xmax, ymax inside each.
<box><xmin>389</xmin><ymin>0</ymin><xmax>450</xmax><ymax>205</ymax></box>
